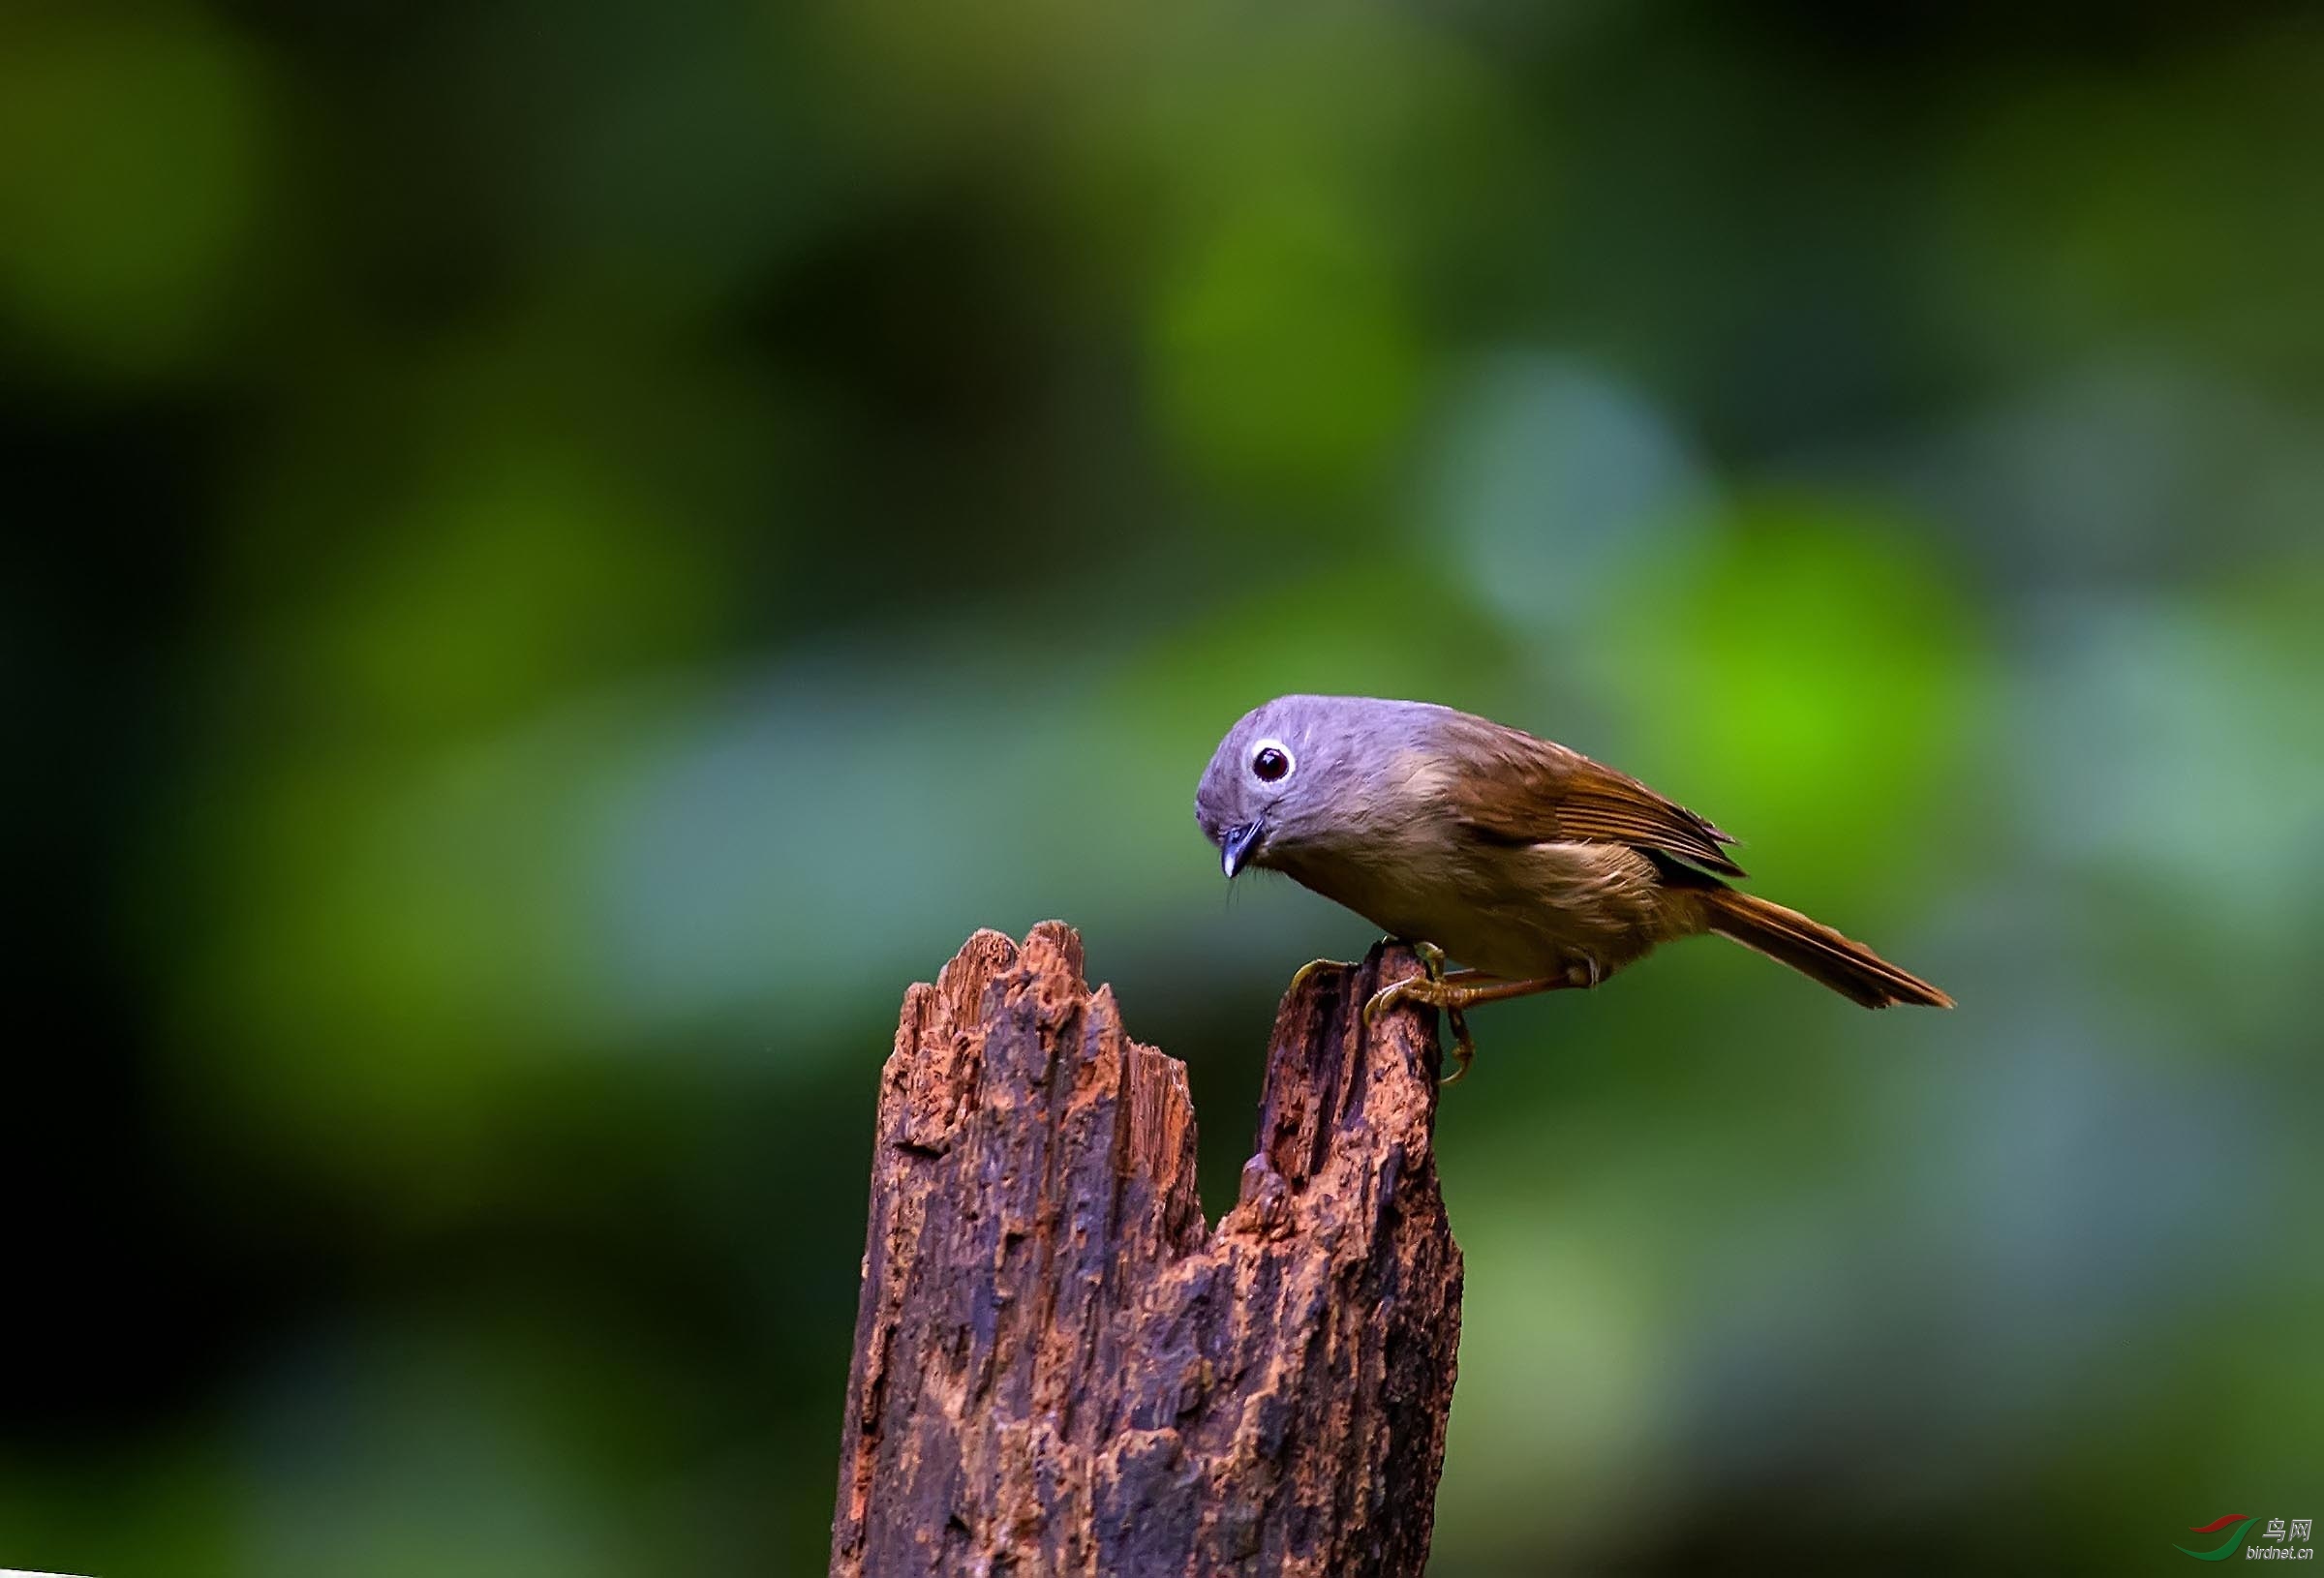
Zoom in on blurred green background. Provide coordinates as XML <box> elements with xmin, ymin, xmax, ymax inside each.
<box><xmin>7</xmin><ymin>0</ymin><xmax>2321</xmax><ymax>1572</ymax></box>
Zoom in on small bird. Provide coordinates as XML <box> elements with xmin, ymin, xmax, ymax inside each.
<box><xmin>1194</xmin><ymin>695</ymin><xmax>1951</xmax><ymax>1078</ymax></box>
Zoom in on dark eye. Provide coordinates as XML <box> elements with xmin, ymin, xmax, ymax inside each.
<box><xmin>1252</xmin><ymin>744</ymin><xmax>1291</xmax><ymax>782</ymax></box>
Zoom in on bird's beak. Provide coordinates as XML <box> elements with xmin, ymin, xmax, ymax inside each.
<box><xmin>1221</xmin><ymin>819</ymin><xmax>1264</xmax><ymax>879</ymax></box>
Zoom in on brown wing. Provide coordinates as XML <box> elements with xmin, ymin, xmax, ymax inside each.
<box><xmin>1437</xmin><ymin>714</ymin><xmax>1746</xmax><ymax>878</ymax></box>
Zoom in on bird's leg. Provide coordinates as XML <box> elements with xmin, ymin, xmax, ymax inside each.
<box><xmin>1362</xmin><ymin>970</ymin><xmax>1573</xmax><ymax>1082</ymax></box>
<box><xmin>1363</xmin><ymin>969</ymin><xmax>1567</xmax><ymax>1019</ymax></box>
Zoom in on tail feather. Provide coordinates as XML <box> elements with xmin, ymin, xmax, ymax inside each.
<box><xmin>1703</xmin><ymin>889</ymin><xmax>1953</xmax><ymax>1009</ymax></box>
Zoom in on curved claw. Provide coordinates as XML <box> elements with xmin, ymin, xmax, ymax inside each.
<box><xmin>1442</xmin><ymin>1007</ymin><xmax>1475</xmax><ymax>1084</ymax></box>
<box><xmin>1361</xmin><ymin>976</ymin><xmax>1417</xmax><ymax>1029</ymax></box>
<box><xmin>1286</xmin><ymin>956</ymin><xmax>1355</xmax><ymax>998</ymax></box>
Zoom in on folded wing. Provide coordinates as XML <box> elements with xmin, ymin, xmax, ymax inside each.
<box><xmin>1436</xmin><ymin>714</ymin><xmax>1745</xmax><ymax>878</ymax></box>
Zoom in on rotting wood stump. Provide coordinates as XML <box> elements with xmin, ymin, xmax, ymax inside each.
<box><xmin>831</xmin><ymin>922</ymin><xmax>1463</xmax><ymax>1578</ymax></box>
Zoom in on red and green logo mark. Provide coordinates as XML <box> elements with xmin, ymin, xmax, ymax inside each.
<box><xmin>2179</xmin><ymin>1515</ymin><xmax>2256</xmax><ymax>1561</ymax></box>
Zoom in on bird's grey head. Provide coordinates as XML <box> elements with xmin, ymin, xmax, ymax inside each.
<box><xmin>1194</xmin><ymin>694</ymin><xmax>1445</xmax><ymax>879</ymax></box>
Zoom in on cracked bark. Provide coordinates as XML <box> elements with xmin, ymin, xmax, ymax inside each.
<box><xmin>830</xmin><ymin>922</ymin><xmax>1463</xmax><ymax>1578</ymax></box>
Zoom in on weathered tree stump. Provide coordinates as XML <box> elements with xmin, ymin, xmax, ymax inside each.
<box><xmin>831</xmin><ymin>922</ymin><xmax>1463</xmax><ymax>1578</ymax></box>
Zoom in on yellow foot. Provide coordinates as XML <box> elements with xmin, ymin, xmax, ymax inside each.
<box><xmin>1289</xmin><ymin>937</ymin><xmax>1440</xmax><ymax>1000</ymax></box>
<box><xmin>1361</xmin><ymin>971</ymin><xmax>1479</xmax><ymax>1084</ymax></box>
<box><xmin>1362</xmin><ymin>968</ymin><xmax>1569</xmax><ymax>1085</ymax></box>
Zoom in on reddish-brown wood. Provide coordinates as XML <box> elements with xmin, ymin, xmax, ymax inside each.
<box><xmin>831</xmin><ymin>922</ymin><xmax>1463</xmax><ymax>1578</ymax></box>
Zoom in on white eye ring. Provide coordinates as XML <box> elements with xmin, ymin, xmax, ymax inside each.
<box><xmin>1250</xmin><ymin>738</ymin><xmax>1295</xmax><ymax>784</ymax></box>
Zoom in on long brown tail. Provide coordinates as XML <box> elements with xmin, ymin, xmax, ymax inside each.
<box><xmin>1703</xmin><ymin>889</ymin><xmax>1953</xmax><ymax>1009</ymax></box>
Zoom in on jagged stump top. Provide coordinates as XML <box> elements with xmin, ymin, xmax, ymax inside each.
<box><xmin>833</xmin><ymin>923</ymin><xmax>1462</xmax><ymax>1578</ymax></box>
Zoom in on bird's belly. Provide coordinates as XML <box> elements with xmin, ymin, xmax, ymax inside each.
<box><xmin>1295</xmin><ymin>839</ymin><xmax>1668</xmax><ymax>984</ymax></box>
